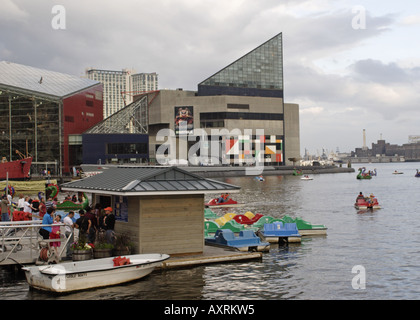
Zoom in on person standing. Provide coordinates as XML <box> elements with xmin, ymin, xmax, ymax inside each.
<box><xmin>23</xmin><ymin>196</ymin><xmax>35</xmax><ymax>219</ymax></box>
<box><xmin>17</xmin><ymin>194</ymin><xmax>25</xmax><ymax>211</ymax></box>
<box><xmin>1</xmin><ymin>195</ymin><xmax>9</xmax><ymax>221</ymax></box>
<box><xmin>75</xmin><ymin>210</ymin><xmax>91</xmax><ymax>241</ymax></box>
<box><xmin>45</xmin><ymin>197</ymin><xmax>56</xmax><ymax>211</ymax></box>
<box><xmin>38</xmin><ymin>198</ymin><xmax>47</xmax><ymax>218</ymax></box>
<box><xmin>39</xmin><ymin>207</ymin><xmax>54</xmax><ymax>240</ymax></box>
<box><xmin>102</xmin><ymin>207</ymin><xmax>115</xmax><ymax>244</ymax></box>
<box><xmin>85</xmin><ymin>206</ymin><xmax>97</xmax><ymax>243</ymax></box>
<box><xmin>63</xmin><ymin>211</ymin><xmax>75</xmax><ymax>258</ymax></box>
<box><xmin>49</xmin><ymin>215</ymin><xmax>62</xmax><ymax>255</ymax></box>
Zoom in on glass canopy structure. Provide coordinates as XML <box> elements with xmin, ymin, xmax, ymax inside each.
<box><xmin>84</xmin><ymin>95</ymin><xmax>148</xmax><ymax>134</ymax></box>
<box><xmin>198</xmin><ymin>33</ymin><xmax>283</xmax><ymax>98</ymax></box>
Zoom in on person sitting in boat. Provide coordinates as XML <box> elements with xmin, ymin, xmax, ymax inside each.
<box><xmin>356</xmin><ymin>192</ymin><xmax>364</xmax><ymax>201</ymax></box>
<box><xmin>217</xmin><ymin>193</ymin><xmax>227</xmax><ymax>204</ymax></box>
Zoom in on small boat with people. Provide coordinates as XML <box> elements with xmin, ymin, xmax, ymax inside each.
<box><xmin>354</xmin><ymin>192</ymin><xmax>381</xmax><ymax>210</ymax></box>
<box><xmin>301</xmin><ymin>175</ymin><xmax>313</xmax><ymax>180</ymax></box>
<box><xmin>392</xmin><ymin>170</ymin><xmax>403</xmax><ymax>175</ymax></box>
<box><xmin>205</xmin><ymin>194</ymin><xmax>241</xmax><ymax>208</ymax></box>
<box><xmin>22</xmin><ymin>253</ymin><xmax>170</xmax><ymax>293</ymax></box>
<box><xmin>415</xmin><ymin>169</ymin><xmax>420</xmax><ymax>177</ymax></box>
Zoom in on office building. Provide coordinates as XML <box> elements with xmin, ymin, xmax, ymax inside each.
<box><xmin>86</xmin><ymin>69</ymin><xmax>158</xmax><ymax>119</ymax></box>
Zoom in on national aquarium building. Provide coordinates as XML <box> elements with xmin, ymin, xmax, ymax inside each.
<box><xmin>84</xmin><ymin>33</ymin><xmax>300</xmax><ymax>166</ymax></box>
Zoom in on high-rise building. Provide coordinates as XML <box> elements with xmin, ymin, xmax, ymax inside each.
<box><xmin>132</xmin><ymin>73</ymin><xmax>158</xmax><ymax>94</ymax></box>
<box><xmin>86</xmin><ymin>69</ymin><xmax>158</xmax><ymax>119</ymax></box>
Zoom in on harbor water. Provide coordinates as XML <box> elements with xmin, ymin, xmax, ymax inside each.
<box><xmin>1</xmin><ymin>162</ymin><xmax>420</xmax><ymax>300</ymax></box>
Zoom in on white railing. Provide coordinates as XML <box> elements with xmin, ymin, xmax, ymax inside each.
<box><xmin>0</xmin><ymin>220</ymin><xmax>72</xmax><ymax>265</ymax></box>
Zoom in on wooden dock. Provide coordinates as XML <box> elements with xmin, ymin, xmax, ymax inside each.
<box><xmin>159</xmin><ymin>246</ymin><xmax>262</xmax><ymax>269</ymax></box>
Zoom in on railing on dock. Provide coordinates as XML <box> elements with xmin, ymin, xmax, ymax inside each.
<box><xmin>0</xmin><ymin>221</ymin><xmax>72</xmax><ymax>266</ymax></box>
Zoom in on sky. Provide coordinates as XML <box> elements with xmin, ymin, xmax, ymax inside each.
<box><xmin>1</xmin><ymin>0</ymin><xmax>420</xmax><ymax>156</ymax></box>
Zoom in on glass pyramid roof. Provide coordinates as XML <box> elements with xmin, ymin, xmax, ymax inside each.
<box><xmin>0</xmin><ymin>61</ymin><xmax>100</xmax><ymax>98</ymax></box>
<box><xmin>199</xmin><ymin>33</ymin><xmax>283</xmax><ymax>92</ymax></box>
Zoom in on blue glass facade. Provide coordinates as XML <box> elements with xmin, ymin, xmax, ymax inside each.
<box><xmin>82</xmin><ymin>133</ymin><xmax>149</xmax><ymax>164</ymax></box>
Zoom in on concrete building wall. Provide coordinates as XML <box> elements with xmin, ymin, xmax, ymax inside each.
<box><xmin>284</xmin><ymin>103</ymin><xmax>300</xmax><ymax>165</ymax></box>
<box><xmin>145</xmin><ymin>89</ymin><xmax>299</xmax><ymax>165</ymax></box>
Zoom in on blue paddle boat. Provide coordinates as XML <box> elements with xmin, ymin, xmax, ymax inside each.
<box><xmin>205</xmin><ymin>229</ymin><xmax>270</xmax><ymax>252</ymax></box>
<box><xmin>261</xmin><ymin>222</ymin><xmax>301</xmax><ymax>243</ymax></box>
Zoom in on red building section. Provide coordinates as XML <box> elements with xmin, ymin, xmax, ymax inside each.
<box><xmin>62</xmin><ymin>84</ymin><xmax>103</xmax><ymax>174</ymax></box>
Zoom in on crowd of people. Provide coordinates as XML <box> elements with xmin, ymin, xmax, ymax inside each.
<box><xmin>0</xmin><ymin>192</ymin><xmax>115</xmax><ymax>260</ymax></box>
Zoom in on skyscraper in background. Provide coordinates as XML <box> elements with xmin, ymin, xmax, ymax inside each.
<box><xmin>86</xmin><ymin>68</ymin><xmax>158</xmax><ymax>119</ymax></box>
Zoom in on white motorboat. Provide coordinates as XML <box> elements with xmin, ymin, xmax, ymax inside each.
<box><xmin>392</xmin><ymin>171</ymin><xmax>403</xmax><ymax>174</ymax></box>
<box><xmin>300</xmin><ymin>175</ymin><xmax>313</xmax><ymax>180</ymax></box>
<box><xmin>22</xmin><ymin>253</ymin><xmax>169</xmax><ymax>293</ymax></box>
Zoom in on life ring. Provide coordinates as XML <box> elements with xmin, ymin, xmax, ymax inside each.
<box><xmin>39</xmin><ymin>247</ymin><xmax>49</xmax><ymax>262</ymax></box>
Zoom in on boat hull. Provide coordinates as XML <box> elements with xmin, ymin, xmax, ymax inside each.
<box><xmin>265</xmin><ymin>236</ymin><xmax>301</xmax><ymax>243</ymax></box>
<box><xmin>0</xmin><ymin>157</ymin><xmax>32</xmax><ymax>180</ymax></box>
<box><xmin>205</xmin><ymin>198</ymin><xmax>241</xmax><ymax>208</ymax></box>
<box><xmin>22</xmin><ymin>253</ymin><xmax>169</xmax><ymax>293</ymax></box>
<box><xmin>354</xmin><ymin>205</ymin><xmax>381</xmax><ymax>210</ymax></box>
<box><xmin>298</xmin><ymin>228</ymin><xmax>328</xmax><ymax>236</ymax></box>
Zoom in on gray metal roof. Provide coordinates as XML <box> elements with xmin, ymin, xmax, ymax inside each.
<box><xmin>61</xmin><ymin>166</ymin><xmax>240</xmax><ymax>195</ymax></box>
<box><xmin>0</xmin><ymin>61</ymin><xmax>100</xmax><ymax>98</ymax></box>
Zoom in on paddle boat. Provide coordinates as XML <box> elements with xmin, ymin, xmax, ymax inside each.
<box><xmin>254</xmin><ymin>175</ymin><xmax>265</xmax><ymax>181</ymax></box>
<box><xmin>354</xmin><ymin>194</ymin><xmax>381</xmax><ymax>210</ymax></box>
<box><xmin>357</xmin><ymin>167</ymin><xmax>372</xmax><ymax>180</ymax></box>
<box><xmin>279</xmin><ymin>215</ymin><xmax>327</xmax><ymax>236</ymax></box>
<box><xmin>293</xmin><ymin>168</ymin><xmax>303</xmax><ymax>176</ymax></box>
<box><xmin>204</xmin><ymin>208</ymin><xmax>219</xmax><ymax>220</ymax></box>
<box><xmin>214</xmin><ymin>212</ymin><xmax>237</xmax><ymax>227</ymax></box>
<box><xmin>22</xmin><ymin>253</ymin><xmax>169</xmax><ymax>293</ymax></box>
<box><xmin>205</xmin><ymin>197</ymin><xmax>240</xmax><ymax>208</ymax></box>
<box><xmin>261</xmin><ymin>222</ymin><xmax>301</xmax><ymax>244</ymax></box>
<box><xmin>205</xmin><ymin>229</ymin><xmax>270</xmax><ymax>252</ymax></box>
<box><xmin>204</xmin><ymin>220</ymin><xmax>221</xmax><ymax>236</ymax></box>
<box><xmin>415</xmin><ymin>170</ymin><xmax>420</xmax><ymax>177</ymax></box>
<box><xmin>232</xmin><ymin>213</ymin><xmax>264</xmax><ymax>225</ymax></box>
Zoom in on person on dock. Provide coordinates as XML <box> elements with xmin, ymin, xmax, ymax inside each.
<box><xmin>23</xmin><ymin>196</ymin><xmax>35</xmax><ymax>218</ymax></box>
<box><xmin>102</xmin><ymin>207</ymin><xmax>115</xmax><ymax>244</ymax></box>
<box><xmin>75</xmin><ymin>209</ymin><xmax>91</xmax><ymax>241</ymax></box>
<box><xmin>63</xmin><ymin>211</ymin><xmax>74</xmax><ymax>258</ymax></box>
<box><xmin>49</xmin><ymin>215</ymin><xmax>61</xmax><ymax>255</ymax></box>
<box><xmin>17</xmin><ymin>194</ymin><xmax>25</xmax><ymax>211</ymax></box>
<box><xmin>45</xmin><ymin>197</ymin><xmax>56</xmax><ymax>211</ymax></box>
<box><xmin>85</xmin><ymin>206</ymin><xmax>97</xmax><ymax>243</ymax></box>
<box><xmin>39</xmin><ymin>207</ymin><xmax>55</xmax><ymax>240</ymax></box>
<box><xmin>0</xmin><ymin>195</ymin><xmax>9</xmax><ymax>221</ymax></box>
<box><xmin>38</xmin><ymin>198</ymin><xmax>47</xmax><ymax>218</ymax></box>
